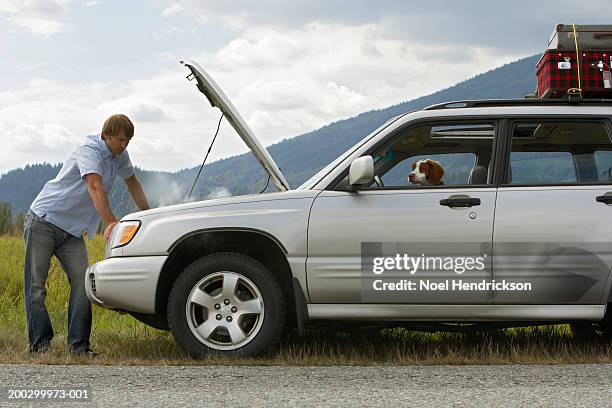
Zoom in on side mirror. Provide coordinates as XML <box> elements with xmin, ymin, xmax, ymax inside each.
<box><xmin>348</xmin><ymin>156</ymin><xmax>374</xmax><ymax>190</ymax></box>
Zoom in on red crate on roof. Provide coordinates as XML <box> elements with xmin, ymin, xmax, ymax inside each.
<box><xmin>536</xmin><ymin>49</ymin><xmax>612</xmax><ymax>98</ymax></box>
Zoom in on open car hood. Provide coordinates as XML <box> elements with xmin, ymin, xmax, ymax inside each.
<box><xmin>181</xmin><ymin>60</ymin><xmax>290</xmax><ymax>192</ymax></box>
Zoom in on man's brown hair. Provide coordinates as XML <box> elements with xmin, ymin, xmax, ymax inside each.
<box><xmin>101</xmin><ymin>114</ymin><xmax>134</xmax><ymax>139</ymax></box>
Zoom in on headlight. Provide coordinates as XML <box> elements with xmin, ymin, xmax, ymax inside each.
<box><xmin>111</xmin><ymin>220</ymin><xmax>141</xmax><ymax>249</ymax></box>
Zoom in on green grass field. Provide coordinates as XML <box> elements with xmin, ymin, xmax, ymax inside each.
<box><xmin>1</xmin><ymin>235</ymin><xmax>611</xmax><ymax>365</ymax></box>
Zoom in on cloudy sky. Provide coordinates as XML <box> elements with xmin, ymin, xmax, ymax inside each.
<box><xmin>0</xmin><ymin>0</ymin><xmax>609</xmax><ymax>175</ymax></box>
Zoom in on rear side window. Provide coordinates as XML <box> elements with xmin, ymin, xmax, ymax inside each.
<box><xmin>510</xmin><ymin>152</ymin><xmax>576</xmax><ymax>183</ymax></box>
<box><xmin>508</xmin><ymin>121</ymin><xmax>612</xmax><ymax>185</ymax></box>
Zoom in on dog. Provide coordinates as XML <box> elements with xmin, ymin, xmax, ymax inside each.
<box><xmin>408</xmin><ymin>159</ymin><xmax>445</xmax><ymax>186</ymax></box>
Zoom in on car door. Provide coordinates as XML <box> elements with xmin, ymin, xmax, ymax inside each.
<box><xmin>493</xmin><ymin>118</ymin><xmax>612</xmax><ymax>305</ymax></box>
<box><xmin>307</xmin><ymin>121</ymin><xmax>498</xmax><ymax>304</ymax></box>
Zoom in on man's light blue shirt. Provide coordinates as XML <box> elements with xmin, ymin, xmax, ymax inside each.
<box><xmin>30</xmin><ymin>134</ymin><xmax>134</xmax><ymax>239</ymax></box>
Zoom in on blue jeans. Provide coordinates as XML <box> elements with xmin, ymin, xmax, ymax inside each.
<box><xmin>23</xmin><ymin>211</ymin><xmax>92</xmax><ymax>352</ymax></box>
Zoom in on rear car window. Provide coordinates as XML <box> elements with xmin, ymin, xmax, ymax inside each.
<box><xmin>510</xmin><ymin>152</ymin><xmax>576</xmax><ymax>183</ymax></box>
<box><xmin>509</xmin><ymin>121</ymin><xmax>612</xmax><ymax>185</ymax></box>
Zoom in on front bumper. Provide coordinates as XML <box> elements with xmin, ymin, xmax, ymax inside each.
<box><xmin>85</xmin><ymin>256</ymin><xmax>167</xmax><ymax>314</ymax></box>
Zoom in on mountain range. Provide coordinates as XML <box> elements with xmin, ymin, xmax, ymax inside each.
<box><xmin>0</xmin><ymin>54</ymin><xmax>539</xmax><ymax>218</ymax></box>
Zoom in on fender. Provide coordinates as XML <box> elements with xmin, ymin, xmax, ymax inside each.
<box><xmin>167</xmin><ymin>226</ymin><xmax>288</xmax><ymax>254</ymax></box>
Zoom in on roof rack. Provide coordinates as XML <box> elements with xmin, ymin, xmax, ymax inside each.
<box><xmin>423</xmin><ymin>98</ymin><xmax>612</xmax><ymax>110</ymax></box>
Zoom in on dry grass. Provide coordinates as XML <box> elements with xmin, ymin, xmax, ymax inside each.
<box><xmin>1</xmin><ymin>235</ymin><xmax>611</xmax><ymax>366</ymax></box>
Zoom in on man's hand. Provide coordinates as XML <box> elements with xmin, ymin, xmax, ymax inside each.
<box><xmin>104</xmin><ymin>221</ymin><xmax>119</xmax><ymax>242</ymax></box>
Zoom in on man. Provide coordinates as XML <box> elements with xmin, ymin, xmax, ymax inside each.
<box><xmin>24</xmin><ymin>114</ymin><xmax>150</xmax><ymax>356</ymax></box>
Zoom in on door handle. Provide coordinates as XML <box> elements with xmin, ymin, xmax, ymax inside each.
<box><xmin>439</xmin><ymin>196</ymin><xmax>481</xmax><ymax>208</ymax></box>
<box><xmin>596</xmin><ymin>194</ymin><xmax>612</xmax><ymax>204</ymax></box>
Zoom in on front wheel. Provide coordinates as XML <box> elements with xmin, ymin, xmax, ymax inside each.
<box><xmin>168</xmin><ymin>252</ymin><xmax>286</xmax><ymax>357</ymax></box>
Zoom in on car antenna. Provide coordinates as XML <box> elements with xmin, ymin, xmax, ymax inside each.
<box><xmin>187</xmin><ymin>111</ymin><xmax>225</xmax><ymax>201</ymax></box>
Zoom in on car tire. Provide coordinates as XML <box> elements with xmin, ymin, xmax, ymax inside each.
<box><xmin>570</xmin><ymin>321</ymin><xmax>597</xmax><ymax>340</ymax></box>
<box><xmin>599</xmin><ymin>304</ymin><xmax>612</xmax><ymax>340</ymax></box>
<box><xmin>167</xmin><ymin>252</ymin><xmax>286</xmax><ymax>358</ymax></box>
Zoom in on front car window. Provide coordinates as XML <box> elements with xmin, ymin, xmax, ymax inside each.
<box><xmin>334</xmin><ymin>122</ymin><xmax>495</xmax><ymax>190</ymax></box>
<box><xmin>508</xmin><ymin>121</ymin><xmax>612</xmax><ymax>185</ymax></box>
<box><xmin>380</xmin><ymin>153</ymin><xmax>477</xmax><ymax>186</ymax></box>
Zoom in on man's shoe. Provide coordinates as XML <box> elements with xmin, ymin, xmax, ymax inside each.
<box><xmin>28</xmin><ymin>344</ymin><xmax>51</xmax><ymax>355</ymax></box>
<box><xmin>70</xmin><ymin>348</ymin><xmax>98</xmax><ymax>358</ymax></box>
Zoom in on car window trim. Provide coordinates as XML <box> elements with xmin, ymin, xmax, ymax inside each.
<box><xmin>357</xmin><ymin>183</ymin><xmax>497</xmax><ymax>192</ymax></box>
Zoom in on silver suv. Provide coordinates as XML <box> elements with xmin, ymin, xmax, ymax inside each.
<box><xmin>86</xmin><ymin>60</ymin><xmax>612</xmax><ymax>357</ymax></box>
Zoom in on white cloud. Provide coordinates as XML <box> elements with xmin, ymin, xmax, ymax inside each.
<box><xmin>158</xmin><ymin>0</ymin><xmax>611</xmax><ymax>54</ymax></box>
<box><xmin>2</xmin><ymin>122</ymin><xmax>78</xmax><ymax>154</ymax></box>
<box><xmin>9</xmin><ymin>15</ymin><xmax>66</xmax><ymax>37</ymax></box>
<box><xmin>95</xmin><ymin>96</ymin><xmax>167</xmax><ymax>122</ymax></box>
<box><xmin>161</xmin><ymin>3</ymin><xmax>185</xmax><ymax>17</ymax></box>
<box><xmin>0</xmin><ymin>0</ymin><xmax>72</xmax><ymax>38</ymax></box>
<box><xmin>0</xmin><ymin>20</ymin><xmax>526</xmax><ymax>175</ymax></box>
<box><xmin>196</xmin><ymin>23</ymin><xmax>523</xmax><ymax>142</ymax></box>
<box><xmin>0</xmin><ymin>69</ymin><xmax>250</xmax><ymax>174</ymax></box>
<box><xmin>3</xmin><ymin>0</ymin><xmax>611</xmax><ymax>181</ymax></box>
<box><xmin>152</xmin><ymin>25</ymin><xmax>184</xmax><ymax>41</ymax></box>
<box><xmin>156</xmin><ymin>51</ymin><xmax>180</xmax><ymax>61</ymax></box>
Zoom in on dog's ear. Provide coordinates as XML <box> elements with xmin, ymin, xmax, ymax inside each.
<box><xmin>427</xmin><ymin>160</ymin><xmax>444</xmax><ymax>184</ymax></box>
<box><xmin>411</xmin><ymin>161</ymin><xmax>417</xmax><ymax>170</ymax></box>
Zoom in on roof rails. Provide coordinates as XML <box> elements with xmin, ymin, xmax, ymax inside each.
<box><xmin>424</xmin><ymin>98</ymin><xmax>612</xmax><ymax>111</ymax></box>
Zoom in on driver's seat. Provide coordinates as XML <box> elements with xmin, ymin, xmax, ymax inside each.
<box><xmin>468</xmin><ymin>165</ymin><xmax>488</xmax><ymax>185</ymax></box>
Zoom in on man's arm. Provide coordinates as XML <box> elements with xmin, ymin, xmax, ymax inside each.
<box><xmin>124</xmin><ymin>175</ymin><xmax>150</xmax><ymax>211</ymax></box>
<box><xmin>84</xmin><ymin>173</ymin><xmax>118</xmax><ymax>241</ymax></box>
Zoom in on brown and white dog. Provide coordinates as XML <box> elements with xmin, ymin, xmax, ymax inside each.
<box><xmin>408</xmin><ymin>159</ymin><xmax>445</xmax><ymax>186</ymax></box>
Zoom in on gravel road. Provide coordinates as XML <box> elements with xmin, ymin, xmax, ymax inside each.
<box><xmin>1</xmin><ymin>364</ymin><xmax>610</xmax><ymax>407</ymax></box>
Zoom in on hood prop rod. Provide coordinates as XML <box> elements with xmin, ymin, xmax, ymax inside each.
<box><xmin>187</xmin><ymin>112</ymin><xmax>225</xmax><ymax>201</ymax></box>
